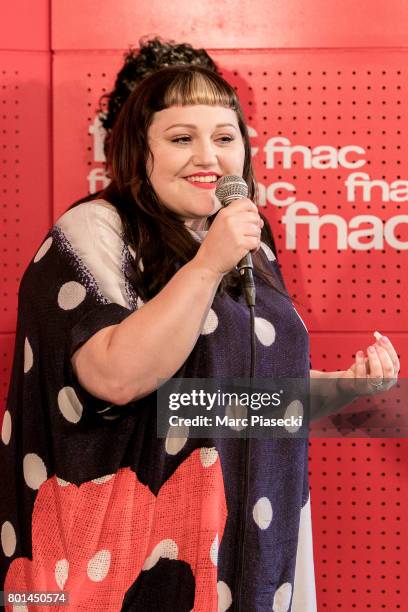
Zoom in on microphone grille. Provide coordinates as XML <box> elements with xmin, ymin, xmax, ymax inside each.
<box><xmin>215</xmin><ymin>175</ymin><xmax>248</xmax><ymax>207</ymax></box>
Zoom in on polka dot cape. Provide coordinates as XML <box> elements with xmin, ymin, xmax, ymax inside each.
<box><xmin>0</xmin><ymin>200</ymin><xmax>317</xmax><ymax>611</ymax></box>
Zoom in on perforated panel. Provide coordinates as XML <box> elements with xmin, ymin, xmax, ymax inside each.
<box><xmin>53</xmin><ymin>53</ymin><xmax>122</xmax><ymax>212</ymax></box>
<box><xmin>0</xmin><ymin>52</ymin><xmax>51</xmax><ymax>332</ymax></box>
<box><xmin>309</xmin><ymin>439</ymin><xmax>407</xmax><ymax>609</ymax></box>
<box><xmin>219</xmin><ymin>53</ymin><xmax>407</xmax><ymax>335</ymax></box>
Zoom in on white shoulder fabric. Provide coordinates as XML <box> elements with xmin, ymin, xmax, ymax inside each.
<box><xmin>56</xmin><ymin>199</ymin><xmax>131</xmax><ymax>308</ymax></box>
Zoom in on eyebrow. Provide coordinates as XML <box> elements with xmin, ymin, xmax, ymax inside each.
<box><xmin>164</xmin><ymin>123</ymin><xmax>238</xmax><ymax>132</ymax></box>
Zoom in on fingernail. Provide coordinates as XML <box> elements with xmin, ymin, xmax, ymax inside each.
<box><xmin>380</xmin><ymin>336</ymin><xmax>389</xmax><ymax>344</ymax></box>
<box><xmin>357</xmin><ymin>350</ymin><xmax>364</xmax><ymax>358</ymax></box>
<box><xmin>368</xmin><ymin>346</ymin><xmax>375</xmax><ymax>353</ymax></box>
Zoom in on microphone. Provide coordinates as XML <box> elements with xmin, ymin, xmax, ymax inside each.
<box><xmin>215</xmin><ymin>175</ymin><xmax>256</xmax><ymax>307</ymax></box>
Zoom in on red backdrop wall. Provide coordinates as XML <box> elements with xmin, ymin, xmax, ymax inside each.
<box><xmin>1</xmin><ymin>1</ymin><xmax>407</xmax><ymax>609</ymax></box>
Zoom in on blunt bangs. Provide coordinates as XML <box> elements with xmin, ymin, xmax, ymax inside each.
<box><xmin>161</xmin><ymin>70</ymin><xmax>238</xmax><ymax>110</ymax></box>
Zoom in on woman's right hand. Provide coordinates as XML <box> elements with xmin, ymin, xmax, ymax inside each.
<box><xmin>194</xmin><ymin>199</ymin><xmax>264</xmax><ymax>275</ymax></box>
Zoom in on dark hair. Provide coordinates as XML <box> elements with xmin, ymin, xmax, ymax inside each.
<box><xmin>100</xmin><ymin>65</ymin><xmax>292</xmax><ymax>303</ymax></box>
<box><xmin>98</xmin><ymin>37</ymin><xmax>220</xmax><ymax>158</ymax></box>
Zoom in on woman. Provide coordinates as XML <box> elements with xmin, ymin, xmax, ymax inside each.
<box><xmin>0</xmin><ymin>66</ymin><xmax>399</xmax><ymax>611</ymax></box>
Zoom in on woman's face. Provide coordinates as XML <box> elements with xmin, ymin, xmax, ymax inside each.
<box><xmin>147</xmin><ymin>104</ymin><xmax>246</xmax><ymax>227</ymax></box>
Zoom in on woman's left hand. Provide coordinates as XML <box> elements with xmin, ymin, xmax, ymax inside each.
<box><xmin>337</xmin><ymin>335</ymin><xmax>400</xmax><ymax>397</ymax></box>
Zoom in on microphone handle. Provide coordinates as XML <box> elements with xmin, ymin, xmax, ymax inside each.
<box><xmin>238</xmin><ymin>253</ymin><xmax>256</xmax><ymax>307</ymax></box>
<box><xmin>217</xmin><ymin>189</ymin><xmax>256</xmax><ymax>306</ymax></box>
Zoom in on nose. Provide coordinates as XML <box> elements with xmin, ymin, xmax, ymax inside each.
<box><xmin>192</xmin><ymin>138</ymin><xmax>218</xmax><ymax>166</ymax></box>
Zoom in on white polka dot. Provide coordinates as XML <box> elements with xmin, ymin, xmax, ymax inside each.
<box><xmin>201</xmin><ymin>308</ymin><xmax>218</xmax><ymax>335</ymax></box>
<box><xmin>200</xmin><ymin>447</ymin><xmax>218</xmax><ymax>468</ymax></box>
<box><xmin>55</xmin><ymin>558</ymin><xmax>69</xmax><ymax>589</ymax></box>
<box><xmin>165</xmin><ymin>425</ymin><xmax>189</xmax><ymax>455</ymax></box>
<box><xmin>23</xmin><ymin>337</ymin><xmax>33</xmax><ymax>374</ymax></box>
<box><xmin>260</xmin><ymin>241</ymin><xmax>276</xmax><ymax>261</ymax></box>
<box><xmin>34</xmin><ymin>237</ymin><xmax>53</xmax><ymax>263</ymax></box>
<box><xmin>252</xmin><ymin>497</ymin><xmax>273</xmax><ymax>530</ymax></box>
<box><xmin>1</xmin><ymin>410</ymin><xmax>12</xmax><ymax>445</ymax></box>
<box><xmin>273</xmin><ymin>582</ymin><xmax>292</xmax><ymax>612</ymax></box>
<box><xmin>87</xmin><ymin>549</ymin><xmax>111</xmax><ymax>582</ymax></box>
<box><xmin>284</xmin><ymin>400</ymin><xmax>304</xmax><ymax>433</ymax></box>
<box><xmin>225</xmin><ymin>401</ymin><xmax>247</xmax><ymax>431</ymax></box>
<box><xmin>56</xmin><ymin>477</ymin><xmax>70</xmax><ymax>487</ymax></box>
<box><xmin>58</xmin><ymin>387</ymin><xmax>83</xmax><ymax>423</ymax></box>
<box><xmin>92</xmin><ymin>474</ymin><xmax>114</xmax><ymax>484</ymax></box>
<box><xmin>217</xmin><ymin>581</ymin><xmax>232</xmax><ymax>611</ymax></box>
<box><xmin>210</xmin><ymin>533</ymin><xmax>219</xmax><ymax>566</ymax></box>
<box><xmin>57</xmin><ymin>281</ymin><xmax>86</xmax><ymax>310</ymax></box>
<box><xmin>143</xmin><ymin>539</ymin><xmax>178</xmax><ymax>571</ymax></box>
<box><xmin>254</xmin><ymin>317</ymin><xmax>276</xmax><ymax>347</ymax></box>
<box><xmin>1</xmin><ymin>521</ymin><xmax>16</xmax><ymax>557</ymax></box>
<box><xmin>23</xmin><ymin>453</ymin><xmax>47</xmax><ymax>490</ymax></box>
<box><xmin>136</xmin><ymin>296</ymin><xmax>144</xmax><ymax>309</ymax></box>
